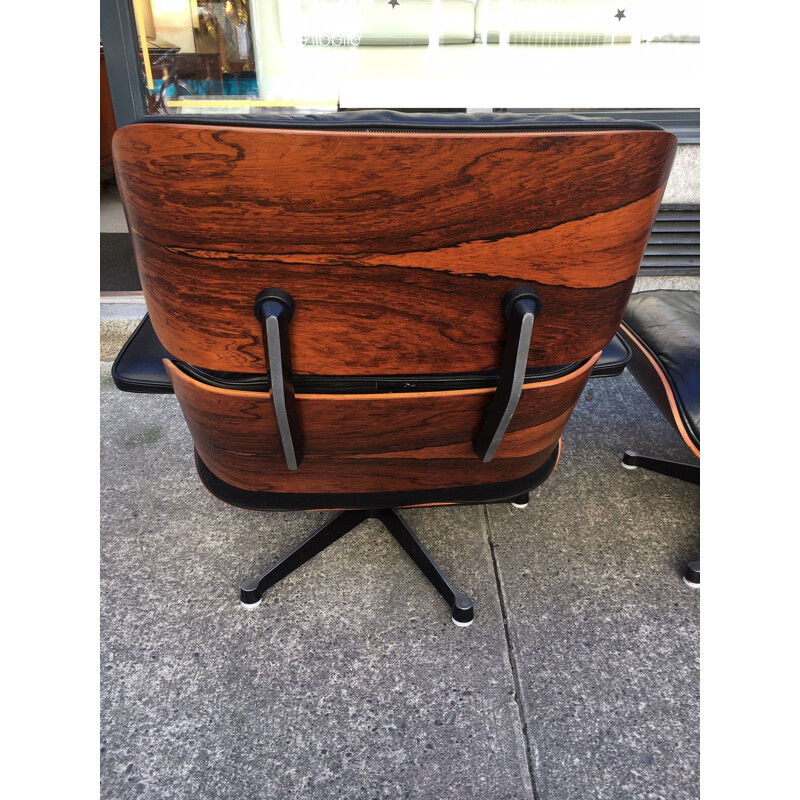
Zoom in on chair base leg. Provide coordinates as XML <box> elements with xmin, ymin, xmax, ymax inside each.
<box><xmin>683</xmin><ymin>559</ymin><xmax>700</xmax><ymax>588</ymax></box>
<box><xmin>510</xmin><ymin>493</ymin><xmax>530</xmax><ymax>509</ymax></box>
<box><xmin>239</xmin><ymin>508</ymin><xmax>475</xmax><ymax>626</ymax></box>
<box><xmin>622</xmin><ymin>450</ymin><xmax>700</xmax><ymax>485</ymax></box>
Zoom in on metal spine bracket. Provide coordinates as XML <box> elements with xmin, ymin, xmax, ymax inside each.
<box><xmin>254</xmin><ymin>288</ymin><xmax>304</xmax><ymax>470</ymax></box>
<box><xmin>473</xmin><ymin>286</ymin><xmax>542</xmax><ymax>463</ymax></box>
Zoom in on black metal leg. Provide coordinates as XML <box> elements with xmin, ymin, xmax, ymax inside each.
<box><xmin>240</xmin><ymin>509</ymin><xmax>372</xmax><ymax>607</ymax></box>
<box><xmin>240</xmin><ymin>508</ymin><xmax>475</xmax><ymax>626</ymax></box>
<box><xmin>510</xmin><ymin>492</ymin><xmax>530</xmax><ymax>509</ymax></box>
<box><xmin>622</xmin><ymin>450</ymin><xmax>700</xmax><ymax>485</ymax></box>
<box><xmin>375</xmin><ymin>509</ymin><xmax>475</xmax><ymax>627</ymax></box>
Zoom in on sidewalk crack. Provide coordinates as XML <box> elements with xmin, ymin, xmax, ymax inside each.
<box><xmin>484</xmin><ymin>505</ymin><xmax>541</xmax><ymax>800</ymax></box>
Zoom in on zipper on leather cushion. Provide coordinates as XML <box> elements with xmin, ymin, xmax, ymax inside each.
<box><xmin>174</xmin><ymin>361</ymin><xmax>584</xmax><ymax>394</ymax></box>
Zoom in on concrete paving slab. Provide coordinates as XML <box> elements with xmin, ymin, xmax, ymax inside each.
<box><xmin>101</xmin><ymin>183</ymin><xmax>129</xmax><ymax>233</ymax></box>
<box><xmin>99</xmin><ymin>298</ymin><xmax>146</xmax><ymax>361</ymax></box>
<box><xmin>101</xmin><ymin>364</ymin><xmax>534</xmax><ymax>800</ymax></box>
<box><xmin>487</xmin><ymin>372</ymin><xmax>699</xmax><ymax>800</ymax></box>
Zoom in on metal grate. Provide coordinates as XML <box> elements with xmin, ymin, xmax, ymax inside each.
<box><xmin>641</xmin><ymin>205</ymin><xmax>699</xmax><ymax>275</ymax></box>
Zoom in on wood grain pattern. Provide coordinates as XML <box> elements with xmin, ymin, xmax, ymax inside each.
<box><xmin>165</xmin><ymin>353</ymin><xmax>599</xmax><ymax>496</ymax></box>
<box><xmin>113</xmin><ymin>124</ymin><xmax>676</xmax><ymax>375</ymax></box>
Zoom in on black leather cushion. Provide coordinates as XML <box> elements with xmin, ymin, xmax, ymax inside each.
<box><xmin>623</xmin><ymin>290</ymin><xmax>699</xmax><ymax>446</ymax></box>
<box><xmin>112</xmin><ymin>315</ymin><xmax>632</xmax><ymax>394</ymax></box>
<box><xmin>132</xmin><ymin>109</ymin><xmax>664</xmax><ymax>134</ymax></box>
<box><xmin>111</xmin><ymin>314</ymin><xmax>175</xmax><ymax>393</ymax></box>
<box><xmin>592</xmin><ymin>333</ymin><xmax>631</xmax><ymax>377</ymax></box>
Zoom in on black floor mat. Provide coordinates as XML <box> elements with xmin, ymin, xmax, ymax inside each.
<box><xmin>101</xmin><ymin>233</ymin><xmax>140</xmax><ymax>291</ymax></box>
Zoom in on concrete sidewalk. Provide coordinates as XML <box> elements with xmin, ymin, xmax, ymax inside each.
<box><xmin>100</xmin><ymin>361</ymin><xmax>699</xmax><ymax>800</ymax></box>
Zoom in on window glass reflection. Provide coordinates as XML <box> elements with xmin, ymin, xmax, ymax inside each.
<box><xmin>129</xmin><ymin>0</ymin><xmax>699</xmax><ymax>113</ymax></box>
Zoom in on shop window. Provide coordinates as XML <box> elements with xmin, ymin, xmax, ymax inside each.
<box><xmin>128</xmin><ymin>0</ymin><xmax>699</xmax><ymax>113</ymax></box>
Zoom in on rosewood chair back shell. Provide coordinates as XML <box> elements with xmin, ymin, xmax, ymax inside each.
<box><xmin>113</xmin><ymin>114</ymin><xmax>676</xmax><ymax>508</ymax></box>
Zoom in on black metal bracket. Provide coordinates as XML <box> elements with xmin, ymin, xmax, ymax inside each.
<box><xmin>621</xmin><ymin>450</ymin><xmax>700</xmax><ymax>485</ymax></box>
<box><xmin>254</xmin><ymin>288</ymin><xmax>303</xmax><ymax>470</ymax></box>
<box><xmin>240</xmin><ymin>508</ymin><xmax>475</xmax><ymax>626</ymax></box>
<box><xmin>473</xmin><ymin>286</ymin><xmax>542</xmax><ymax>462</ymax></box>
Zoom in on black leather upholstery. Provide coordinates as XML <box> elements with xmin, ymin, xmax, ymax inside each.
<box><xmin>592</xmin><ymin>334</ymin><xmax>631</xmax><ymax>377</ymax></box>
<box><xmin>113</xmin><ymin>314</ymin><xmax>631</xmax><ymax>394</ymax></box>
<box><xmin>622</xmin><ymin>290</ymin><xmax>699</xmax><ymax>447</ymax></box>
<box><xmin>111</xmin><ymin>314</ymin><xmax>174</xmax><ymax>393</ymax></box>
<box><xmin>134</xmin><ymin>109</ymin><xmax>664</xmax><ymax>133</ymax></box>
